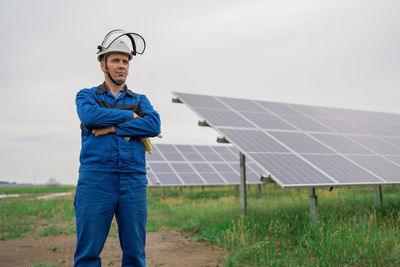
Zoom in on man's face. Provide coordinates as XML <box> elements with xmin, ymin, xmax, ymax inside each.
<box><xmin>101</xmin><ymin>52</ymin><xmax>130</xmax><ymax>84</ymax></box>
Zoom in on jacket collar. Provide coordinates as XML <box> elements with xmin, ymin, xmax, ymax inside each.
<box><xmin>96</xmin><ymin>82</ymin><xmax>135</xmax><ymax>97</ymax></box>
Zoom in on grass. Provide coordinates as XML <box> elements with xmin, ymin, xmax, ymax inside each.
<box><xmin>147</xmin><ymin>185</ymin><xmax>400</xmax><ymax>266</ymax></box>
<box><xmin>0</xmin><ymin>185</ymin><xmax>75</xmax><ymax>195</ymax></box>
<box><xmin>1</xmin><ymin>184</ymin><xmax>400</xmax><ymax>266</ymax></box>
<box><xmin>0</xmin><ymin>196</ymin><xmax>75</xmax><ymax>240</ymax></box>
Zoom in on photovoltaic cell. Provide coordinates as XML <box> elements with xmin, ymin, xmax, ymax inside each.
<box><xmin>196</xmin><ymin>108</ymin><xmax>255</xmax><ymax>128</ymax></box>
<box><xmin>217</xmin><ymin>128</ymin><xmax>289</xmax><ymax>153</ymax></box>
<box><xmin>248</xmin><ymin>153</ymin><xmax>334</xmax><ymax>186</ymax></box>
<box><xmin>311</xmin><ymin>134</ymin><xmax>373</xmax><ymax>155</ymax></box>
<box><xmin>289</xmin><ymin>104</ymin><xmax>336</xmax><ymax>118</ymax></box>
<box><xmin>348</xmin><ymin>155</ymin><xmax>400</xmax><ymax>182</ymax></box>
<box><xmin>178</xmin><ymin>172</ymin><xmax>205</xmax><ymax>184</ymax></box>
<box><xmin>324</xmin><ymin>108</ymin><xmax>370</xmax><ymax>121</ymax></box>
<box><xmin>175</xmin><ymin>145</ymin><xmax>197</xmax><ymax>153</ymax></box>
<box><xmin>345</xmin><ymin>120</ymin><xmax>396</xmax><ymax>136</ymax></box>
<box><xmin>199</xmin><ymin>172</ymin><xmax>227</xmax><ymax>184</ymax></box>
<box><xmin>156</xmin><ymin>144</ymin><xmax>178</xmax><ymax>152</ymax></box>
<box><xmin>311</xmin><ymin>118</ymin><xmax>366</xmax><ymax>134</ymax></box>
<box><xmin>218</xmin><ymin>96</ymin><xmax>266</xmax><ymax>112</ymax></box>
<box><xmin>174</xmin><ymin>92</ymin><xmax>225</xmax><ymax>109</ymax></box>
<box><xmin>197</xmin><ymin>150</ymin><xmax>224</xmax><ymax>162</ymax></box>
<box><xmin>381</xmin><ymin>137</ymin><xmax>400</xmax><ymax>149</ymax></box>
<box><xmin>156</xmin><ymin>173</ymin><xmax>183</xmax><ymax>185</ymax></box>
<box><xmin>171</xmin><ymin>163</ymin><xmax>195</xmax><ymax>172</ymax></box>
<box><xmin>385</xmin><ymin>156</ymin><xmax>400</xmax><ymax>166</ymax></box>
<box><xmin>181</xmin><ymin>152</ymin><xmax>204</xmax><ymax>161</ymax></box>
<box><xmin>212</xmin><ymin>163</ymin><xmax>236</xmax><ymax>173</ymax></box>
<box><xmin>279</xmin><ymin>115</ymin><xmax>333</xmax><ymax>132</ymax></box>
<box><xmin>150</xmin><ymin>163</ymin><xmax>173</xmax><ymax>172</ymax></box>
<box><xmin>268</xmin><ymin>132</ymin><xmax>334</xmax><ymax>154</ymax></box>
<box><xmin>255</xmin><ymin>100</ymin><xmax>301</xmax><ymax>115</ymax></box>
<box><xmin>211</xmin><ymin>146</ymin><xmax>238</xmax><ymax>161</ymax></box>
<box><xmin>240</xmin><ymin>112</ymin><xmax>296</xmax><ymax>130</ymax></box>
<box><xmin>348</xmin><ymin>136</ymin><xmax>400</xmax><ymax>155</ymax></box>
<box><xmin>146</xmin><ymin>151</ymin><xmax>164</xmax><ymax>161</ymax></box>
<box><xmin>192</xmin><ymin>163</ymin><xmax>215</xmax><ymax>173</ymax></box>
<box><xmin>161</xmin><ymin>152</ymin><xmax>186</xmax><ymax>161</ymax></box>
<box><xmin>303</xmin><ymin>155</ymin><xmax>381</xmax><ymax>183</ymax></box>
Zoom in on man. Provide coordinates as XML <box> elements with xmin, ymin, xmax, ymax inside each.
<box><xmin>74</xmin><ymin>30</ymin><xmax>161</xmax><ymax>267</ymax></box>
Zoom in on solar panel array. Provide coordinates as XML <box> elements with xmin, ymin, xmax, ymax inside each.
<box><xmin>172</xmin><ymin>92</ymin><xmax>400</xmax><ymax>187</ymax></box>
<box><xmin>146</xmin><ymin>144</ymin><xmax>263</xmax><ymax>186</ymax></box>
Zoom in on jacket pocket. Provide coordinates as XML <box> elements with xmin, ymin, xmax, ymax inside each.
<box><xmin>132</xmin><ymin>139</ymin><xmax>145</xmax><ymax>167</ymax></box>
<box><xmin>81</xmin><ymin>134</ymin><xmax>111</xmax><ymax>166</ymax></box>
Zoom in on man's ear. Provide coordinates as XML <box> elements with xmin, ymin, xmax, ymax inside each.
<box><xmin>100</xmin><ymin>60</ymin><xmax>106</xmax><ymax>73</ymax></box>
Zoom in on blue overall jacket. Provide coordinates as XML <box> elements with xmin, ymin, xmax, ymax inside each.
<box><xmin>76</xmin><ymin>83</ymin><xmax>161</xmax><ymax>174</ymax></box>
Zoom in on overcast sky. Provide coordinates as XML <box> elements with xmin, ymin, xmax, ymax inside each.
<box><xmin>0</xmin><ymin>0</ymin><xmax>399</xmax><ymax>185</ymax></box>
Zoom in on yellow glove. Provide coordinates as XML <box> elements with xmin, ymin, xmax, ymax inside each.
<box><xmin>124</xmin><ymin>134</ymin><xmax>163</xmax><ymax>154</ymax></box>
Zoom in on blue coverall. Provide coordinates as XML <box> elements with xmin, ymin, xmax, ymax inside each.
<box><xmin>74</xmin><ymin>83</ymin><xmax>161</xmax><ymax>267</ymax></box>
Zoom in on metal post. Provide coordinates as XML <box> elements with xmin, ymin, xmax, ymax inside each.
<box><xmin>179</xmin><ymin>186</ymin><xmax>183</xmax><ymax>199</ymax></box>
<box><xmin>257</xmin><ymin>184</ymin><xmax>262</xmax><ymax>198</ymax></box>
<box><xmin>161</xmin><ymin>186</ymin><xmax>165</xmax><ymax>199</ymax></box>
<box><xmin>376</xmin><ymin>185</ymin><xmax>382</xmax><ymax>207</ymax></box>
<box><xmin>190</xmin><ymin>186</ymin><xmax>193</xmax><ymax>194</ymax></box>
<box><xmin>310</xmin><ymin>187</ymin><xmax>318</xmax><ymax>226</ymax></box>
<box><xmin>240</xmin><ymin>152</ymin><xmax>247</xmax><ymax>217</ymax></box>
<box><xmin>202</xmin><ymin>186</ymin><xmax>205</xmax><ymax>193</ymax></box>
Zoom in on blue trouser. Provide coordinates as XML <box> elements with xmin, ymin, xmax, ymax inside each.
<box><xmin>74</xmin><ymin>171</ymin><xmax>147</xmax><ymax>267</ymax></box>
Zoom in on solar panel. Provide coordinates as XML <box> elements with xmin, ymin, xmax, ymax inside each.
<box><xmin>146</xmin><ymin>144</ymin><xmax>263</xmax><ymax>186</ymax></box>
<box><xmin>173</xmin><ymin>92</ymin><xmax>400</xmax><ymax>187</ymax></box>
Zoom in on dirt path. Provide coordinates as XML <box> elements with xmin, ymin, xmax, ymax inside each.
<box><xmin>0</xmin><ymin>231</ymin><xmax>222</xmax><ymax>267</ymax></box>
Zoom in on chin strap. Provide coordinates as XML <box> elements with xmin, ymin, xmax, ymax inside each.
<box><xmin>104</xmin><ymin>55</ymin><xmax>124</xmax><ymax>86</ymax></box>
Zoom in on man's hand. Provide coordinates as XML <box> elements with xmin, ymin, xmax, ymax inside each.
<box><xmin>92</xmin><ymin>126</ymin><xmax>116</xmax><ymax>136</ymax></box>
<box><xmin>134</xmin><ymin>112</ymin><xmax>139</xmax><ymax>119</ymax></box>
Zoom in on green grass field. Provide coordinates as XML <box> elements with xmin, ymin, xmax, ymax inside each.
<box><xmin>1</xmin><ymin>184</ymin><xmax>400</xmax><ymax>266</ymax></box>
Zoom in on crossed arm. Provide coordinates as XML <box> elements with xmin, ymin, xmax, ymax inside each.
<box><xmin>92</xmin><ymin>112</ymin><xmax>139</xmax><ymax>136</ymax></box>
<box><xmin>76</xmin><ymin>89</ymin><xmax>161</xmax><ymax>138</ymax></box>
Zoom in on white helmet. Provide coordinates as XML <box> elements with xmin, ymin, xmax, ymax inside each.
<box><xmin>97</xmin><ymin>29</ymin><xmax>146</xmax><ymax>62</ymax></box>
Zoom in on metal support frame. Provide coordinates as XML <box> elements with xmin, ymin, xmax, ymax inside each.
<box><xmin>217</xmin><ymin>136</ymin><xmax>230</xmax><ymax>143</ymax></box>
<box><xmin>171</xmin><ymin>97</ymin><xmax>183</xmax><ymax>103</ymax></box>
<box><xmin>161</xmin><ymin>186</ymin><xmax>165</xmax><ymax>199</ymax></box>
<box><xmin>240</xmin><ymin>152</ymin><xmax>247</xmax><ymax>217</ymax></box>
<box><xmin>198</xmin><ymin>120</ymin><xmax>211</xmax><ymax>127</ymax></box>
<box><xmin>375</xmin><ymin>185</ymin><xmax>382</xmax><ymax>207</ymax></box>
<box><xmin>179</xmin><ymin>186</ymin><xmax>183</xmax><ymax>199</ymax></box>
<box><xmin>257</xmin><ymin>184</ymin><xmax>262</xmax><ymax>198</ymax></box>
<box><xmin>310</xmin><ymin>187</ymin><xmax>318</xmax><ymax>226</ymax></box>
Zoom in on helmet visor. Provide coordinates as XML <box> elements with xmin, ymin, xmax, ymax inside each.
<box><xmin>101</xmin><ymin>29</ymin><xmax>146</xmax><ymax>55</ymax></box>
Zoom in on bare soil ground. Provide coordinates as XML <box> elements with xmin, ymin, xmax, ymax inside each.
<box><xmin>0</xmin><ymin>231</ymin><xmax>222</xmax><ymax>267</ymax></box>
